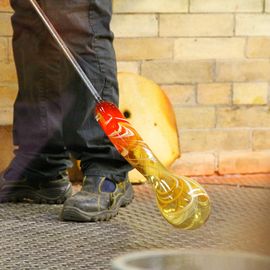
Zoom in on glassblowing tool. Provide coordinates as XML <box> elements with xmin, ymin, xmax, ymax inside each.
<box><xmin>29</xmin><ymin>0</ymin><xmax>211</xmax><ymax>229</ymax></box>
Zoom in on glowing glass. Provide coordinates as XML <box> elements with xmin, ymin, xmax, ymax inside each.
<box><xmin>96</xmin><ymin>101</ymin><xmax>211</xmax><ymax>229</ymax></box>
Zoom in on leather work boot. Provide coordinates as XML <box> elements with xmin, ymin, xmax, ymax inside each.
<box><xmin>0</xmin><ymin>171</ymin><xmax>72</xmax><ymax>204</ymax></box>
<box><xmin>61</xmin><ymin>176</ymin><xmax>134</xmax><ymax>221</ymax></box>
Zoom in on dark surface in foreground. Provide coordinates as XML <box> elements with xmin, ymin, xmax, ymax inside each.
<box><xmin>0</xmin><ymin>179</ymin><xmax>269</xmax><ymax>269</ymax></box>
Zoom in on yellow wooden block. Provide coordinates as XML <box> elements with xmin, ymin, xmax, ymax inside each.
<box><xmin>118</xmin><ymin>72</ymin><xmax>180</xmax><ymax>183</ymax></box>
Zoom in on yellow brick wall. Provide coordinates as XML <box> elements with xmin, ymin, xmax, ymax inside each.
<box><xmin>1</xmin><ymin>0</ymin><xmax>270</xmax><ymax>176</ymax></box>
<box><xmin>0</xmin><ymin>0</ymin><xmax>16</xmax><ymax>170</ymax></box>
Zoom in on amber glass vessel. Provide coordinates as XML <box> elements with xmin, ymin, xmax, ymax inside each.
<box><xmin>96</xmin><ymin>101</ymin><xmax>211</xmax><ymax>229</ymax></box>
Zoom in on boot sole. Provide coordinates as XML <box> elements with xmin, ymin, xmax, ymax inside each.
<box><xmin>0</xmin><ymin>183</ymin><xmax>73</xmax><ymax>204</ymax></box>
<box><xmin>61</xmin><ymin>184</ymin><xmax>134</xmax><ymax>222</ymax></box>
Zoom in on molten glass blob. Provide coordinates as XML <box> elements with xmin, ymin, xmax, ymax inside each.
<box><xmin>95</xmin><ymin>101</ymin><xmax>211</xmax><ymax>229</ymax></box>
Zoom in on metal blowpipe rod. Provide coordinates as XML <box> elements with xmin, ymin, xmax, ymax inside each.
<box><xmin>29</xmin><ymin>0</ymin><xmax>102</xmax><ymax>103</ymax></box>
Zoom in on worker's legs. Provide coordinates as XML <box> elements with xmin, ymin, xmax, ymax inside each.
<box><xmin>2</xmin><ymin>0</ymin><xmax>132</xmax><ymax>209</ymax></box>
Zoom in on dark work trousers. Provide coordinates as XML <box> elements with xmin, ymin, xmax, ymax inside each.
<box><xmin>7</xmin><ymin>0</ymin><xmax>132</xmax><ymax>182</ymax></box>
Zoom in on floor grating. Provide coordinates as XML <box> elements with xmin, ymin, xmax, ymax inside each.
<box><xmin>0</xmin><ymin>179</ymin><xmax>269</xmax><ymax>269</ymax></box>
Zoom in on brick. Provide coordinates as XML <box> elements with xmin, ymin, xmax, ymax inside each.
<box><xmin>0</xmin><ymin>37</ymin><xmax>8</xmax><ymax>62</ymax></box>
<box><xmin>175</xmin><ymin>107</ymin><xmax>215</xmax><ymax>129</ymax></box>
<box><xmin>217</xmin><ymin>106</ymin><xmax>270</xmax><ymax>128</ymax></box>
<box><xmin>236</xmin><ymin>15</ymin><xmax>270</xmax><ymax>36</ymax></box>
<box><xmin>266</xmin><ymin>0</ymin><xmax>270</xmax><ymax>12</ymax></box>
<box><xmin>0</xmin><ymin>13</ymin><xmax>12</xmax><ymax>36</ymax></box>
<box><xmin>190</xmin><ymin>0</ymin><xmax>263</xmax><ymax>13</ymax></box>
<box><xmin>0</xmin><ymin>107</ymin><xmax>13</xmax><ymax>125</ymax></box>
<box><xmin>219</xmin><ymin>150</ymin><xmax>270</xmax><ymax>174</ymax></box>
<box><xmin>0</xmin><ymin>0</ymin><xmax>12</xmax><ymax>12</ymax></box>
<box><xmin>0</xmin><ymin>126</ymin><xmax>14</xmax><ymax>173</ymax></box>
<box><xmin>175</xmin><ymin>38</ymin><xmax>245</xmax><ymax>60</ymax></box>
<box><xmin>171</xmin><ymin>152</ymin><xmax>216</xmax><ymax>176</ymax></box>
<box><xmin>0</xmin><ymin>62</ymin><xmax>17</xmax><ymax>83</ymax></box>
<box><xmin>114</xmin><ymin>38</ymin><xmax>173</xmax><ymax>61</ymax></box>
<box><xmin>113</xmin><ymin>0</ymin><xmax>188</xmax><ymax>13</ymax></box>
<box><xmin>117</xmin><ymin>62</ymin><xmax>140</xmax><ymax>74</ymax></box>
<box><xmin>111</xmin><ymin>15</ymin><xmax>158</xmax><ymax>37</ymax></box>
<box><xmin>197</xmin><ymin>83</ymin><xmax>231</xmax><ymax>105</ymax></box>
<box><xmin>233</xmin><ymin>83</ymin><xmax>268</xmax><ymax>105</ymax></box>
<box><xmin>141</xmin><ymin>60</ymin><xmax>213</xmax><ymax>84</ymax></box>
<box><xmin>216</xmin><ymin>60</ymin><xmax>270</xmax><ymax>82</ymax></box>
<box><xmin>252</xmin><ymin>129</ymin><xmax>270</xmax><ymax>151</ymax></box>
<box><xmin>253</xmin><ymin>130</ymin><xmax>270</xmax><ymax>150</ymax></box>
<box><xmin>161</xmin><ymin>84</ymin><xmax>195</xmax><ymax>105</ymax></box>
<box><xmin>247</xmin><ymin>37</ymin><xmax>270</xmax><ymax>58</ymax></box>
<box><xmin>180</xmin><ymin>129</ymin><xmax>250</xmax><ymax>152</ymax></box>
<box><xmin>0</xmin><ymin>84</ymin><xmax>17</xmax><ymax>107</ymax></box>
<box><xmin>160</xmin><ymin>14</ymin><xmax>233</xmax><ymax>37</ymax></box>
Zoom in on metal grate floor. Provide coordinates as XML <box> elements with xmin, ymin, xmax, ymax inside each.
<box><xmin>0</xmin><ymin>180</ymin><xmax>270</xmax><ymax>269</ymax></box>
